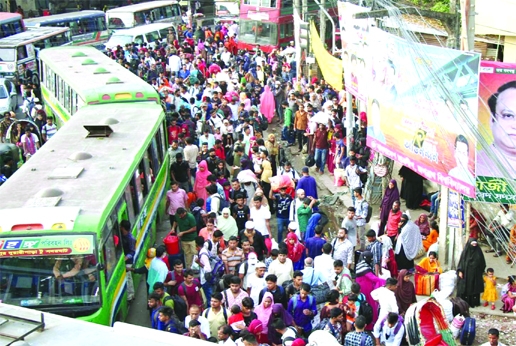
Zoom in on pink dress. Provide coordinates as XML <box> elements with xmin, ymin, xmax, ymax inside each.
<box><xmin>327</xmin><ymin>138</ymin><xmax>336</xmax><ymax>174</ymax></box>
<box><xmin>502</xmin><ymin>285</ymin><xmax>516</xmax><ymax>312</ymax></box>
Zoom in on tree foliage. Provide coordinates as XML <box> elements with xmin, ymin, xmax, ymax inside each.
<box><xmin>407</xmin><ymin>0</ymin><xmax>450</xmax><ymax>12</ymax></box>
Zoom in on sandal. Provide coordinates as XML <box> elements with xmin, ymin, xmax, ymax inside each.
<box><xmin>485</xmin><ymin>249</ymin><xmax>495</xmax><ymax>253</ymax></box>
<box><xmin>491</xmin><ymin>304</ymin><xmax>496</xmax><ymax>310</ymax></box>
<box><xmin>493</xmin><ymin>253</ymin><xmax>502</xmax><ymax>257</ymax></box>
<box><xmin>507</xmin><ymin>260</ymin><xmax>512</xmax><ymax>265</ymax></box>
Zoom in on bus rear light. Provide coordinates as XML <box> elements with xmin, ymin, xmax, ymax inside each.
<box><xmin>102</xmin><ymin>94</ymin><xmax>111</xmax><ymax>100</ymax></box>
<box><xmin>135</xmin><ymin>92</ymin><xmax>144</xmax><ymax>98</ymax></box>
<box><xmin>148</xmin><ymin>97</ymin><xmax>158</xmax><ymax>102</ymax></box>
<box><xmin>11</xmin><ymin>224</ymin><xmax>44</xmax><ymax>231</ymax></box>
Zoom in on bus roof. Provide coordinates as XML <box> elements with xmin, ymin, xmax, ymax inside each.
<box><xmin>24</xmin><ymin>10</ymin><xmax>106</xmax><ymax>27</ymax></box>
<box><xmin>0</xmin><ymin>12</ymin><xmax>22</xmax><ymax>21</ymax></box>
<box><xmin>1</xmin><ymin>304</ymin><xmax>212</xmax><ymax>345</ymax></box>
<box><xmin>0</xmin><ymin>102</ymin><xmax>164</xmax><ymax>224</ymax></box>
<box><xmin>106</xmin><ymin>0</ymin><xmax>179</xmax><ymax>13</ymax></box>
<box><xmin>0</xmin><ymin>26</ymin><xmax>69</xmax><ymax>47</ymax></box>
<box><xmin>39</xmin><ymin>46</ymin><xmax>159</xmax><ymax>105</ymax></box>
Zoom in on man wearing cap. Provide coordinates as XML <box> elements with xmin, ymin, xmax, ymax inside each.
<box><xmin>240</xmin><ymin>220</ymin><xmax>267</xmax><ymax>261</ymax></box>
<box><xmin>171</xmin><ymin>207</ymin><xmax>198</xmax><ymax>269</ymax></box>
<box><xmin>297</xmin><ymin>167</ymin><xmax>318</xmax><ymax>199</ymax></box>
<box><xmin>247</xmin><ymin>261</ymin><xmax>267</xmax><ymax>304</ymax></box>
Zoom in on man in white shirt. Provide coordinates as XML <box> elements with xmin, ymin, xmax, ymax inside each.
<box><xmin>301</xmin><ymin>257</ymin><xmax>326</xmax><ymax>286</ymax></box>
<box><xmin>345</xmin><ymin>157</ymin><xmax>366</xmax><ymax>205</ymax></box>
<box><xmin>373</xmin><ymin>312</ymin><xmax>405</xmax><ymax>346</ymax></box>
<box><xmin>250</xmin><ymin>196</ymin><xmax>272</xmax><ymax>238</ymax></box>
<box><xmin>480</xmin><ymin>328</ymin><xmax>507</xmax><ymax>346</ymax></box>
<box><xmin>313</xmin><ymin>243</ymin><xmax>335</xmax><ymax>287</ymax></box>
<box><xmin>218</xmin><ymin>325</ymin><xmax>236</xmax><ymax>346</ymax></box>
<box><xmin>184</xmin><ymin>304</ymin><xmax>211</xmax><ymax>338</ymax></box>
<box><xmin>272</xmin><ymin>319</ymin><xmax>297</xmax><ymax>346</ymax></box>
<box><xmin>247</xmin><ymin>262</ymin><xmax>267</xmax><ymax>304</ymax></box>
<box><xmin>183</xmin><ymin>137</ymin><xmax>199</xmax><ymax>183</ymax></box>
<box><xmin>195</xmin><ymin>236</ymin><xmax>212</xmax><ymax>302</ymax></box>
<box><xmin>239</xmin><ymin>252</ymin><xmax>258</xmax><ymax>290</ymax></box>
<box><xmin>267</xmin><ymin>248</ymin><xmax>293</xmax><ymax>286</ymax></box>
<box><xmin>168</xmin><ymin>52</ymin><xmax>182</xmax><ymax>75</ymax></box>
<box><xmin>371</xmin><ymin>278</ymin><xmax>399</xmax><ymax>321</ymax></box>
<box><xmin>331</xmin><ymin>228</ymin><xmax>354</xmax><ymax>269</ymax></box>
<box><xmin>354</xmin><ymin>187</ymin><xmax>369</xmax><ymax>251</ymax></box>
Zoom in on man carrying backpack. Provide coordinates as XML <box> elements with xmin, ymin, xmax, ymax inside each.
<box><xmin>287</xmin><ymin>283</ymin><xmax>317</xmax><ymax>337</ymax></box>
<box><xmin>194</xmin><ymin>236</ymin><xmax>212</xmax><ymax>303</ymax></box>
<box><xmin>373</xmin><ymin>312</ymin><xmax>405</xmax><ymax>346</ymax></box>
<box><xmin>353</xmin><ymin>187</ymin><xmax>369</xmax><ymax>251</ymax></box>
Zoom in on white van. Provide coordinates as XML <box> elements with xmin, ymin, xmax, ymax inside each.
<box><xmin>104</xmin><ymin>23</ymin><xmax>177</xmax><ymax>50</ymax></box>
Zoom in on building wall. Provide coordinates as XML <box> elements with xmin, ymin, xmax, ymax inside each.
<box><xmin>476</xmin><ymin>0</ymin><xmax>516</xmax><ymax>36</ymax></box>
<box><xmin>503</xmin><ymin>36</ymin><xmax>516</xmax><ymax>63</ymax></box>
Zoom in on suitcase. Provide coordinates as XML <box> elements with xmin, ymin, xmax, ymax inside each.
<box><xmin>459</xmin><ymin>317</ymin><xmax>476</xmax><ymax>345</ymax></box>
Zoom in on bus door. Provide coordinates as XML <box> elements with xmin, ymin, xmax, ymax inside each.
<box><xmin>16</xmin><ymin>43</ymin><xmax>37</xmax><ymax>75</ymax></box>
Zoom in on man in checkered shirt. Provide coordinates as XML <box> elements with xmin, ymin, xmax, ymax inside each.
<box><xmin>344</xmin><ymin>315</ymin><xmax>373</xmax><ymax>346</ymax></box>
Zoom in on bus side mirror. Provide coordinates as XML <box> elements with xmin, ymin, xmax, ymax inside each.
<box><xmin>96</xmin><ymin>263</ymin><xmax>105</xmax><ymax>271</ymax></box>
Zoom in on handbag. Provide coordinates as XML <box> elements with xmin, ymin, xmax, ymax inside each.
<box><xmin>305</xmin><ymin>154</ymin><xmax>315</xmax><ymax>167</ymax></box>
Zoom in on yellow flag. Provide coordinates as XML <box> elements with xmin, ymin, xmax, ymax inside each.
<box><xmin>310</xmin><ymin>22</ymin><xmax>343</xmax><ymax>90</ymax></box>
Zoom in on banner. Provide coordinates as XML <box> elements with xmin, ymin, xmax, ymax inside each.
<box><xmin>309</xmin><ymin>22</ymin><xmax>343</xmax><ymax>91</ymax></box>
<box><xmin>448</xmin><ymin>190</ymin><xmax>465</xmax><ymax>228</ymax></box>
<box><xmin>0</xmin><ymin>235</ymin><xmax>95</xmax><ymax>257</ymax></box>
<box><xmin>337</xmin><ymin>2</ymin><xmax>372</xmax><ymax>101</ymax></box>
<box><xmin>468</xmin><ymin>61</ymin><xmax>516</xmax><ymax>204</ymax></box>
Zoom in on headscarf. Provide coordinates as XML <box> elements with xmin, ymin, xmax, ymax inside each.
<box><xmin>255</xmin><ymin>292</ymin><xmax>274</xmax><ymax>333</ymax></box>
<box><xmin>248</xmin><ymin>319</ymin><xmax>263</xmax><ymax>336</ymax></box>
<box><xmin>382</xmin><ymin>179</ymin><xmax>400</xmax><ymax>211</ymax></box>
<box><xmin>395</xmin><ymin>214</ymin><xmax>423</xmax><ymax>260</ymax></box>
<box><xmin>415</xmin><ymin>213</ymin><xmax>431</xmax><ymax>236</ymax></box>
<box><xmin>260</xmin><ymin>85</ymin><xmax>276</xmax><ymax>123</ymax></box>
<box><xmin>355</xmin><ymin>251</ymin><xmax>374</xmax><ymax>277</ymax></box>
<box><xmin>217</xmin><ymin>208</ymin><xmax>238</xmax><ymax>238</ymax></box>
<box><xmin>268</xmin><ymin>303</ymin><xmax>294</xmax><ymax>343</ymax></box>
<box><xmin>458</xmin><ymin>238</ymin><xmax>486</xmax><ymax>271</ymax></box>
<box><xmin>286</xmin><ymin>233</ymin><xmax>304</xmax><ymax>263</ymax></box>
<box><xmin>395</xmin><ymin>269</ymin><xmax>416</xmax><ymax>314</ymax></box>
<box><xmin>195</xmin><ymin>160</ymin><xmax>211</xmax><ymax>188</ymax></box>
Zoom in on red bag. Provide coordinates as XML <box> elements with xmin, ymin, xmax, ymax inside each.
<box><xmin>163</xmin><ymin>233</ymin><xmax>180</xmax><ymax>255</ymax></box>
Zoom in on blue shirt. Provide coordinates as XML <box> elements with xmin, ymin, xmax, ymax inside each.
<box><xmin>297</xmin><ymin>176</ymin><xmax>318</xmax><ymax>199</ymax></box>
<box><xmin>287</xmin><ymin>294</ymin><xmax>317</xmax><ymax>330</ymax></box>
<box><xmin>151</xmin><ymin>308</ymin><xmax>163</xmax><ymax>330</ymax></box>
<box><xmin>305</xmin><ymin>236</ymin><xmax>326</xmax><ymax>260</ymax></box>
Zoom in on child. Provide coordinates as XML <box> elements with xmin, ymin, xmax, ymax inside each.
<box><xmin>265</xmin><ymin>249</ymin><xmax>278</xmax><ymax>272</ymax></box>
<box><xmin>222</xmin><ymin>180</ymin><xmax>231</xmax><ymax>201</ymax></box>
<box><xmin>228</xmin><ymin>305</ymin><xmax>246</xmax><ymax>333</ymax></box>
<box><xmin>345</xmin><ymin>293</ymin><xmax>358</xmax><ymax>332</ymax></box>
<box><xmin>482</xmin><ymin>268</ymin><xmax>498</xmax><ymax>310</ymax></box>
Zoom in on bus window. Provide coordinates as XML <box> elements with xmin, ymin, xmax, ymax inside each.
<box><xmin>129</xmin><ymin>174</ymin><xmax>141</xmax><ymax>215</ymax></box>
<box><xmin>145</xmin><ymin>32</ymin><xmax>159</xmax><ymax>45</ymax></box>
<box><xmin>124</xmin><ymin>184</ymin><xmax>136</xmax><ymax>225</ymax></box>
<box><xmin>69</xmin><ymin>21</ymin><xmax>80</xmax><ymax>35</ymax></box>
<box><xmin>240</xmin><ymin>21</ymin><xmax>257</xmax><ymax>43</ymax></box>
<box><xmin>172</xmin><ymin>4</ymin><xmax>181</xmax><ymax>17</ymax></box>
<box><xmin>141</xmin><ymin>152</ymin><xmax>153</xmax><ymax>192</ymax></box>
<box><xmin>155</xmin><ymin>128</ymin><xmax>164</xmax><ymax>164</ymax></box>
<box><xmin>108</xmin><ymin>17</ymin><xmax>125</xmax><ymax>29</ymax></box>
<box><xmin>102</xmin><ymin>213</ymin><xmax>122</xmax><ymax>282</ymax></box>
<box><xmin>97</xmin><ymin>18</ymin><xmax>107</xmax><ymax>31</ymax></box>
<box><xmin>0</xmin><ymin>48</ymin><xmax>15</xmax><ymax>61</ymax></box>
<box><xmin>256</xmin><ymin>23</ymin><xmax>278</xmax><ymax>45</ymax></box>
<box><xmin>134</xmin><ymin>12</ymin><xmax>146</xmax><ymax>25</ymax></box>
<box><xmin>138</xmin><ymin>159</ymin><xmax>149</xmax><ymax>199</ymax></box>
<box><xmin>149</xmin><ymin>140</ymin><xmax>160</xmax><ymax>175</ymax></box>
<box><xmin>134</xmin><ymin>35</ymin><xmax>144</xmax><ymax>46</ymax></box>
<box><xmin>17</xmin><ymin>46</ymin><xmax>27</xmax><ymax>60</ymax></box>
<box><xmin>280</xmin><ymin>23</ymin><xmax>294</xmax><ymax>38</ymax></box>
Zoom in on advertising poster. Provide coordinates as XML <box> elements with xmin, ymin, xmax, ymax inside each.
<box><xmin>448</xmin><ymin>190</ymin><xmax>465</xmax><ymax>228</ymax></box>
<box><xmin>467</xmin><ymin>61</ymin><xmax>516</xmax><ymax>204</ymax></box>
<box><xmin>337</xmin><ymin>2</ymin><xmax>372</xmax><ymax>101</ymax></box>
<box><xmin>365</xmin><ymin>27</ymin><xmax>480</xmax><ymax>198</ymax></box>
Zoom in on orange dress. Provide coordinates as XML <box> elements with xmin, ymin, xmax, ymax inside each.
<box><xmin>422</xmin><ymin>229</ymin><xmax>439</xmax><ymax>251</ymax></box>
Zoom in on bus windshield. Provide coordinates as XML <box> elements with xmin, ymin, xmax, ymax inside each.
<box><xmin>0</xmin><ymin>48</ymin><xmax>15</xmax><ymax>61</ymax></box>
<box><xmin>239</xmin><ymin>20</ymin><xmax>278</xmax><ymax>45</ymax></box>
<box><xmin>107</xmin><ymin>34</ymin><xmax>133</xmax><ymax>48</ymax></box>
<box><xmin>0</xmin><ymin>235</ymin><xmax>100</xmax><ymax>309</ymax></box>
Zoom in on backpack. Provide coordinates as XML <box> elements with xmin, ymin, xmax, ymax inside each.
<box><xmin>200</xmin><ymin>251</ymin><xmax>225</xmax><ymax>285</ymax></box>
<box><xmin>191</xmin><ymin>206</ymin><xmax>205</xmax><ymax>231</ymax></box>
<box><xmin>357</xmin><ymin>294</ymin><xmax>373</xmax><ymax>325</ymax></box>
<box><xmin>203</xmin><ymin>306</ymin><xmax>228</xmax><ymax>323</ymax></box>
<box><xmin>153</xmin><ymin>307</ymin><xmax>187</xmax><ymax>334</ymax></box>
<box><xmin>360</xmin><ymin>200</ymin><xmax>373</xmax><ymax>224</ymax></box>
<box><xmin>168</xmin><ymin>294</ymin><xmax>187</xmax><ymax>321</ymax></box>
<box><xmin>459</xmin><ymin>317</ymin><xmax>476</xmax><ymax>345</ymax></box>
<box><xmin>213</xmin><ymin>195</ymin><xmax>230</xmax><ymax>213</ymax></box>
<box><xmin>226</xmin><ymin>148</ymin><xmax>234</xmax><ymax>166</ymax></box>
<box><xmin>312</xmin><ymin>317</ymin><xmax>330</xmax><ymax>331</ymax></box>
<box><xmin>259</xmin><ymin>115</ymin><xmax>268</xmax><ymax>131</ymax></box>
<box><xmin>282</xmin><ymin>326</ymin><xmax>308</xmax><ymax>345</ymax></box>
<box><xmin>196</xmin><ymin>71</ymin><xmax>206</xmax><ymax>85</ymax></box>
<box><xmin>291</xmin><ymin>294</ymin><xmax>314</xmax><ymax>312</ymax></box>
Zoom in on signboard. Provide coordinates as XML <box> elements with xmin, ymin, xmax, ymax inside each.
<box><xmin>0</xmin><ymin>235</ymin><xmax>95</xmax><ymax>257</ymax></box>
<box><xmin>466</xmin><ymin>60</ymin><xmax>516</xmax><ymax>204</ymax></box>
<box><xmin>448</xmin><ymin>190</ymin><xmax>465</xmax><ymax>228</ymax></box>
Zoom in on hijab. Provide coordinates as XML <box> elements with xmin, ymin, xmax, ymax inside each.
<box><xmin>254</xmin><ymin>292</ymin><xmax>274</xmax><ymax>334</ymax></box>
<box><xmin>395</xmin><ymin>214</ymin><xmax>423</xmax><ymax>260</ymax></box>
<box><xmin>286</xmin><ymin>232</ymin><xmax>304</xmax><ymax>263</ymax></box>
<box><xmin>217</xmin><ymin>207</ymin><xmax>238</xmax><ymax>238</ymax></box>
<box><xmin>458</xmin><ymin>238</ymin><xmax>486</xmax><ymax>270</ymax></box>
<box><xmin>355</xmin><ymin>251</ymin><xmax>374</xmax><ymax>277</ymax></box>
<box><xmin>382</xmin><ymin>179</ymin><xmax>400</xmax><ymax>210</ymax></box>
<box><xmin>415</xmin><ymin>213</ymin><xmax>430</xmax><ymax>236</ymax></box>
<box><xmin>260</xmin><ymin>85</ymin><xmax>276</xmax><ymax>123</ymax></box>
<box><xmin>248</xmin><ymin>320</ymin><xmax>263</xmax><ymax>337</ymax></box>
<box><xmin>268</xmin><ymin>303</ymin><xmax>294</xmax><ymax>343</ymax></box>
<box><xmin>195</xmin><ymin>160</ymin><xmax>211</xmax><ymax>187</ymax></box>
<box><xmin>395</xmin><ymin>269</ymin><xmax>416</xmax><ymax>314</ymax></box>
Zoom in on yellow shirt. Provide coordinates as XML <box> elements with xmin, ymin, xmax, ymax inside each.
<box><xmin>261</xmin><ymin>159</ymin><xmax>273</xmax><ymax>183</ymax></box>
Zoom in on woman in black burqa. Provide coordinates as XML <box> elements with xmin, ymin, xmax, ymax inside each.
<box><xmin>457</xmin><ymin>238</ymin><xmax>486</xmax><ymax>308</ymax></box>
<box><xmin>399</xmin><ymin>166</ymin><xmax>424</xmax><ymax>210</ymax></box>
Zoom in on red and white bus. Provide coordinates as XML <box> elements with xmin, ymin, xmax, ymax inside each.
<box><xmin>237</xmin><ymin>0</ymin><xmax>338</xmax><ymax>53</ymax></box>
<box><xmin>0</xmin><ymin>12</ymin><xmax>25</xmax><ymax>39</ymax></box>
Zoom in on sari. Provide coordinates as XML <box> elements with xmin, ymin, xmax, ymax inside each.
<box><xmin>194</xmin><ymin>160</ymin><xmax>211</xmax><ymax>209</ymax></box>
<box><xmin>259</xmin><ymin>86</ymin><xmax>276</xmax><ymax>123</ymax></box>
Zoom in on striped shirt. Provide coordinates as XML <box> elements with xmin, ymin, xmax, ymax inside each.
<box><xmin>42</xmin><ymin>123</ymin><xmax>57</xmax><ymax>140</ymax></box>
<box><xmin>221</xmin><ymin>247</ymin><xmax>244</xmax><ymax>274</ymax></box>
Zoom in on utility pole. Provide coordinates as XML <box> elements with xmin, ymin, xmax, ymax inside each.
<box><xmin>302</xmin><ymin>0</ymin><xmax>308</xmax><ymax>79</ymax></box>
<box><xmin>460</xmin><ymin>0</ymin><xmax>476</xmax><ymax>51</ymax></box>
<box><xmin>294</xmin><ymin>0</ymin><xmax>302</xmax><ymax>82</ymax></box>
<box><xmin>319</xmin><ymin>0</ymin><xmax>326</xmax><ymax>51</ymax></box>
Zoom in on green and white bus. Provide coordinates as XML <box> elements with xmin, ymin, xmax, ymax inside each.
<box><xmin>38</xmin><ymin>46</ymin><xmax>160</xmax><ymax>128</ymax></box>
<box><xmin>106</xmin><ymin>1</ymin><xmax>182</xmax><ymax>35</ymax></box>
<box><xmin>0</xmin><ymin>101</ymin><xmax>169</xmax><ymax>326</ymax></box>
<box><xmin>24</xmin><ymin>11</ymin><xmax>108</xmax><ymax>48</ymax></box>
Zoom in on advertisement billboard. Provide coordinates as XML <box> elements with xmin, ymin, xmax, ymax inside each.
<box><xmin>471</xmin><ymin>61</ymin><xmax>516</xmax><ymax>204</ymax></box>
